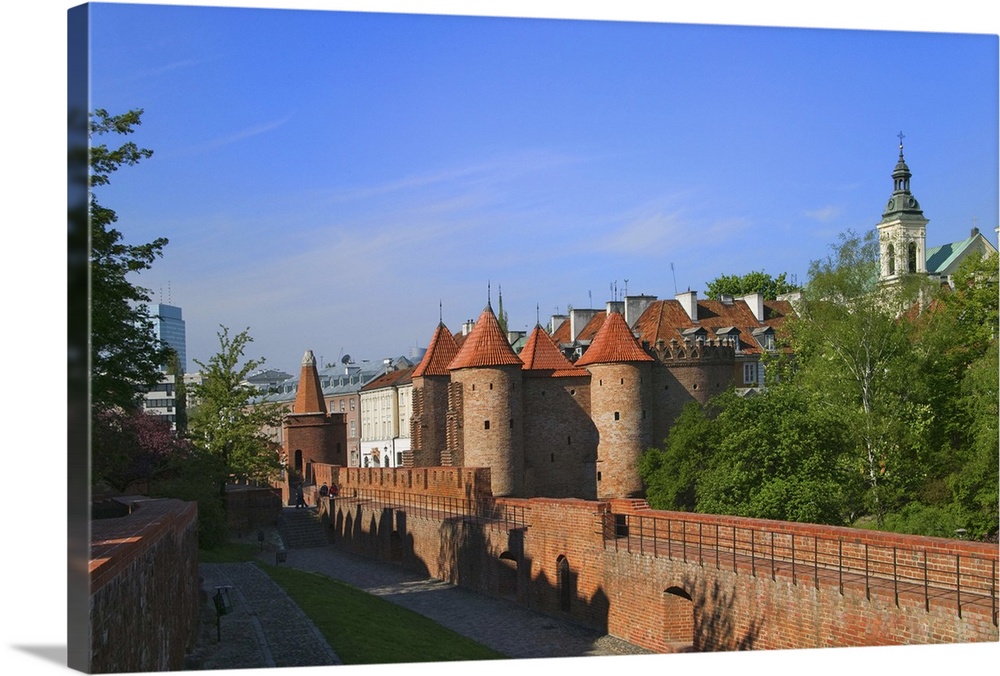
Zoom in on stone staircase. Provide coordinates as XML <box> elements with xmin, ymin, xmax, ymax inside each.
<box><xmin>277</xmin><ymin>507</ymin><xmax>329</xmax><ymax>549</ymax></box>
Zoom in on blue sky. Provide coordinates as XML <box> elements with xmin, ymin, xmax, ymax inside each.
<box><xmin>82</xmin><ymin>2</ymin><xmax>999</xmax><ymax>375</ymax></box>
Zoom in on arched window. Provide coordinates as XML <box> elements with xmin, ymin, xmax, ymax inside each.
<box><xmin>907</xmin><ymin>241</ymin><xmax>918</xmax><ymax>273</ymax></box>
<box><xmin>557</xmin><ymin>555</ymin><xmax>571</xmax><ymax>612</ymax></box>
<box><xmin>886</xmin><ymin>243</ymin><xmax>896</xmax><ymax>275</ymax></box>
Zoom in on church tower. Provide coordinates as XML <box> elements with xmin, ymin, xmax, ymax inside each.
<box><xmin>878</xmin><ymin>133</ymin><xmax>929</xmax><ymax>282</ymax></box>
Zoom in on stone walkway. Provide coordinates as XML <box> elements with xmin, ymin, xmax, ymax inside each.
<box><xmin>186</xmin><ymin>529</ymin><xmax>649</xmax><ymax>669</ymax></box>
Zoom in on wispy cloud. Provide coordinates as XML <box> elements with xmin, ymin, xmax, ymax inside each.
<box><xmin>803</xmin><ymin>204</ymin><xmax>842</xmax><ymax>222</ymax></box>
<box><xmin>179</xmin><ymin>115</ymin><xmax>294</xmax><ymax>156</ymax></box>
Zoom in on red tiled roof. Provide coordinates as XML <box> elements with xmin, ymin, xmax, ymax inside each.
<box><xmin>361</xmin><ymin>365</ymin><xmax>415</xmax><ymax>391</ymax></box>
<box><xmin>763</xmin><ymin>300</ymin><xmax>795</xmax><ymax>329</ymax></box>
<box><xmin>550</xmin><ymin>316</ymin><xmax>571</xmax><ymax>345</ymax></box>
<box><xmin>575</xmin><ymin>311</ymin><xmax>653</xmax><ymax>366</ymax></box>
<box><xmin>412</xmin><ymin>323</ymin><xmax>460</xmax><ymax>378</ymax></box>
<box><xmin>292</xmin><ymin>350</ymin><xmax>327</xmax><ymax>414</ymax></box>
<box><xmin>576</xmin><ymin>312</ymin><xmax>607</xmax><ymax>343</ymax></box>
<box><xmin>519</xmin><ymin>325</ymin><xmax>589</xmax><ymax>377</ymax></box>
<box><xmin>448</xmin><ymin>305</ymin><xmax>523</xmax><ymax>370</ymax></box>
<box><xmin>632</xmin><ymin>300</ymin><xmax>694</xmax><ymax>346</ymax></box>
<box><xmin>632</xmin><ymin>298</ymin><xmax>799</xmax><ymax>355</ymax></box>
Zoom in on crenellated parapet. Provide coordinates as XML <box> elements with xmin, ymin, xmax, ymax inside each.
<box><xmin>646</xmin><ymin>337</ymin><xmax>736</xmax><ymax>365</ymax></box>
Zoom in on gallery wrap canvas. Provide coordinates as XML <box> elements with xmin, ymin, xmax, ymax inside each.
<box><xmin>44</xmin><ymin>1</ymin><xmax>1000</xmax><ymax>675</ymax></box>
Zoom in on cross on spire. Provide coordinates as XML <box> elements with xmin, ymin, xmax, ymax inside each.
<box><xmin>897</xmin><ymin>131</ymin><xmax>905</xmax><ymax>152</ymax></box>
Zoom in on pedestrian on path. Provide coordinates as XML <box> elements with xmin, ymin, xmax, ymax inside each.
<box><xmin>295</xmin><ymin>483</ymin><xmax>306</xmax><ymax>509</ymax></box>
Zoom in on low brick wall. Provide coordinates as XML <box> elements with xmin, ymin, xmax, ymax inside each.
<box><xmin>226</xmin><ymin>485</ymin><xmax>282</xmax><ymax>535</ymax></box>
<box><xmin>89</xmin><ymin>496</ymin><xmax>200</xmax><ymax>673</ymax></box>
<box><xmin>318</xmin><ymin>469</ymin><xmax>999</xmax><ymax>654</ymax></box>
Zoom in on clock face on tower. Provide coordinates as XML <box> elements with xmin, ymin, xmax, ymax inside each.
<box><xmin>887</xmin><ymin>199</ymin><xmax>895</xmax><ymax>210</ymax></box>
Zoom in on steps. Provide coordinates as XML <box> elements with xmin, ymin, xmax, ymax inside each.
<box><xmin>277</xmin><ymin>507</ymin><xmax>329</xmax><ymax>549</ymax></box>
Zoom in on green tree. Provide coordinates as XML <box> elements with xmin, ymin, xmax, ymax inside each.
<box><xmin>911</xmin><ymin>251</ymin><xmax>999</xmax><ymax>538</ymax></box>
<box><xmin>187</xmin><ymin>326</ymin><xmax>283</xmax><ymax>494</ymax></box>
<box><xmin>639</xmin><ymin>401</ymin><xmax>712</xmax><ymax>512</ymax></box>
<box><xmin>641</xmin><ymin>385</ymin><xmax>856</xmax><ymax>524</ymax></box>
<box><xmin>89</xmin><ymin>108</ymin><xmax>170</xmax><ymax>414</ymax></box>
<box><xmin>705</xmin><ymin>270</ymin><xmax>797</xmax><ymax>300</ymax></box>
<box><xmin>788</xmin><ymin>230</ymin><xmax>934</xmax><ymax>525</ymax></box>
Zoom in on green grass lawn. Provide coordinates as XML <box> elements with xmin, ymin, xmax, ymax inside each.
<box><xmin>259</xmin><ymin>562</ymin><xmax>507</xmax><ymax>665</ymax></box>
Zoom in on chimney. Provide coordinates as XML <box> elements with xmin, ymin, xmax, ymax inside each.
<box><xmin>739</xmin><ymin>292</ymin><xmax>764</xmax><ymax>322</ymax></box>
<box><xmin>676</xmin><ymin>290</ymin><xmax>698</xmax><ymax>322</ymax></box>
<box><xmin>624</xmin><ymin>294</ymin><xmax>657</xmax><ymax>327</ymax></box>
<box><xmin>570</xmin><ymin>308</ymin><xmax>600</xmax><ymax>341</ymax></box>
<box><xmin>549</xmin><ymin>314</ymin><xmax>568</xmax><ymax>335</ymax></box>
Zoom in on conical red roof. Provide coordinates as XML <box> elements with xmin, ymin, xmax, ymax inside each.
<box><xmin>292</xmin><ymin>349</ymin><xmax>327</xmax><ymax>414</ymax></box>
<box><xmin>575</xmin><ymin>311</ymin><xmax>653</xmax><ymax>366</ymax></box>
<box><xmin>448</xmin><ymin>304</ymin><xmax>523</xmax><ymax>370</ymax></box>
<box><xmin>412</xmin><ymin>323</ymin><xmax>460</xmax><ymax>377</ymax></box>
<box><xmin>519</xmin><ymin>325</ymin><xmax>588</xmax><ymax>377</ymax></box>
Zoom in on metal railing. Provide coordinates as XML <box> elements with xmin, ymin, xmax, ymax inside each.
<box><xmin>602</xmin><ymin>512</ymin><xmax>998</xmax><ymax>625</ymax></box>
<box><xmin>335</xmin><ymin>487</ymin><xmax>530</xmax><ymax>531</ymax></box>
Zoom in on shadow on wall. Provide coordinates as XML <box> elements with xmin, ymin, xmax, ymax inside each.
<box><xmin>529</xmin><ymin>559</ymin><xmax>611</xmax><ymax>634</ymax></box>
<box><xmin>684</xmin><ymin>573</ymin><xmax>761</xmax><ymax>651</ymax></box>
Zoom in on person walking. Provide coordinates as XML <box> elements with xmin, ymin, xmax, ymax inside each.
<box><xmin>295</xmin><ymin>483</ymin><xmax>306</xmax><ymax>509</ymax></box>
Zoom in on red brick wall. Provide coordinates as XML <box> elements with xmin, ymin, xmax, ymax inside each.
<box><xmin>317</xmin><ymin>473</ymin><xmax>999</xmax><ymax>653</ymax></box>
<box><xmin>586</xmin><ymin>362</ymin><xmax>651</xmax><ymax>498</ymax></box>
<box><xmin>89</xmin><ymin>497</ymin><xmax>200</xmax><ymax>673</ymax></box>
<box><xmin>522</xmin><ymin>376</ymin><xmax>597</xmax><ymax>498</ymax></box>
<box><xmin>451</xmin><ymin>366</ymin><xmax>524</xmax><ymax>496</ymax></box>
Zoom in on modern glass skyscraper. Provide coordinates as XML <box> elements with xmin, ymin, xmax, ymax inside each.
<box><xmin>153</xmin><ymin>303</ymin><xmax>187</xmax><ymax>372</ymax></box>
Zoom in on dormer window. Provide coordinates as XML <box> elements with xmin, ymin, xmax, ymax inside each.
<box><xmin>752</xmin><ymin>327</ymin><xmax>776</xmax><ymax>351</ymax></box>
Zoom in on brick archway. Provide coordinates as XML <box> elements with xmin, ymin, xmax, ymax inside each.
<box><xmin>557</xmin><ymin>555</ymin><xmax>571</xmax><ymax>612</ymax></box>
<box><xmin>663</xmin><ymin>585</ymin><xmax>694</xmax><ymax>650</ymax></box>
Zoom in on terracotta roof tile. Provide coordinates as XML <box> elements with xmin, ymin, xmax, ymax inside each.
<box><xmin>412</xmin><ymin>323</ymin><xmax>460</xmax><ymax>378</ymax></box>
<box><xmin>550</xmin><ymin>316</ymin><xmax>571</xmax><ymax>345</ymax></box>
<box><xmin>632</xmin><ymin>298</ymin><xmax>798</xmax><ymax>355</ymax></box>
<box><xmin>448</xmin><ymin>304</ymin><xmax>523</xmax><ymax>370</ymax></box>
<box><xmin>575</xmin><ymin>311</ymin><xmax>653</xmax><ymax>366</ymax></box>
<box><xmin>361</xmin><ymin>365</ymin><xmax>415</xmax><ymax>391</ymax></box>
<box><xmin>519</xmin><ymin>325</ymin><xmax>589</xmax><ymax>377</ymax></box>
<box><xmin>576</xmin><ymin>312</ymin><xmax>607</xmax><ymax>343</ymax></box>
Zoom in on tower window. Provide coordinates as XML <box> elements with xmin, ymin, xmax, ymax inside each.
<box><xmin>887</xmin><ymin>243</ymin><xmax>896</xmax><ymax>275</ymax></box>
<box><xmin>484</xmin><ymin>420</ymin><xmax>490</xmax><ymax>430</ymax></box>
<box><xmin>614</xmin><ymin>411</ymin><xmax>620</xmax><ymax>421</ymax></box>
<box><xmin>907</xmin><ymin>241</ymin><xmax>917</xmax><ymax>273</ymax></box>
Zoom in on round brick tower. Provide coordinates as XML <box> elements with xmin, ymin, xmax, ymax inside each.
<box><xmin>575</xmin><ymin>310</ymin><xmax>653</xmax><ymax>499</ymax></box>
<box><xmin>448</xmin><ymin>303</ymin><xmax>524</xmax><ymax>497</ymax></box>
<box><xmin>409</xmin><ymin>321</ymin><xmax>461</xmax><ymax>467</ymax></box>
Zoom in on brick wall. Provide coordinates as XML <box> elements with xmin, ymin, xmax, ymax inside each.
<box><xmin>89</xmin><ymin>496</ymin><xmax>200</xmax><ymax>673</ymax></box>
<box><xmin>316</xmin><ymin>470</ymin><xmax>999</xmax><ymax>654</ymax></box>
<box><xmin>587</xmin><ymin>362</ymin><xmax>651</xmax><ymax>498</ymax></box>
<box><xmin>452</xmin><ymin>366</ymin><xmax>524</xmax><ymax>496</ymax></box>
<box><xmin>225</xmin><ymin>486</ymin><xmax>282</xmax><ymax>534</ymax></box>
<box><xmin>522</xmin><ymin>376</ymin><xmax>597</xmax><ymax>499</ymax></box>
